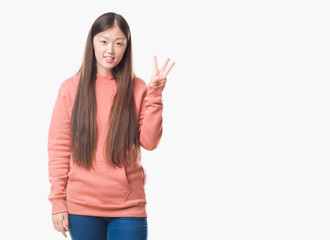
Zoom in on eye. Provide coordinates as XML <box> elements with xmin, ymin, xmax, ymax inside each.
<box><xmin>101</xmin><ymin>41</ymin><xmax>107</xmax><ymax>44</ymax></box>
<box><xmin>116</xmin><ymin>42</ymin><xmax>123</xmax><ymax>46</ymax></box>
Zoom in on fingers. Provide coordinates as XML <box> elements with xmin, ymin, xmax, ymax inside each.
<box><xmin>160</xmin><ymin>79</ymin><xmax>167</xmax><ymax>86</ymax></box>
<box><xmin>63</xmin><ymin>213</ymin><xmax>69</xmax><ymax>231</ymax></box>
<box><xmin>160</xmin><ymin>58</ymin><xmax>170</xmax><ymax>73</ymax></box>
<box><xmin>163</xmin><ymin>61</ymin><xmax>175</xmax><ymax>77</ymax></box>
<box><xmin>61</xmin><ymin>231</ymin><xmax>67</xmax><ymax>238</ymax></box>
<box><xmin>52</xmin><ymin>213</ymin><xmax>68</xmax><ymax>238</ymax></box>
<box><xmin>150</xmin><ymin>55</ymin><xmax>175</xmax><ymax>86</ymax></box>
<box><xmin>149</xmin><ymin>78</ymin><xmax>167</xmax><ymax>87</ymax></box>
<box><xmin>153</xmin><ymin>55</ymin><xmax>158</xmax><ymax>74</ymax></box>
<box><xmin>153</xmin><ymin>55</ymin><xmax>175</xmax><ymax>77</ymax></box>
<box><xmin>57</xmin><ymin>219</ymin><xmax>67</xmax><ymax>238</ymax></box>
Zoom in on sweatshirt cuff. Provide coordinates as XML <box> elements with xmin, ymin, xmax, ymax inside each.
<box><xmin>147</xmin><ymin>84</ymin><xmax>165</xmax><ymax>97</ymax></box>
<box><xmin>51</xmin><ymin>199</ymin><xmax>68</xmax><ymax>215</ymax></box>
<box><xmin>146</xmin><ymin>84</ymin><xmax>165</xmax><ymax>105</ymax></box>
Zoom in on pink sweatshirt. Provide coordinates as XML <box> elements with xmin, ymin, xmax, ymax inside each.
<box><xmin>48</xmin><ymin>72</ymin><xmax>164</xmax><ymax>217</ymax></box>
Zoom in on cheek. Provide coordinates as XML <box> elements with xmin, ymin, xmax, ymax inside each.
<box><xmin>96</xmin><ymin>49</ymin><xmax>103</xmax><ymax>57</ymax></box>
<box><xmin>116</xmin><ymin>49</ymin><xmax>126</xmax><ymax>60</ymax></box>
<box><xmin>94</xmin><ymin>46</ymin><xmax>105</xmax><ymax>58</ymax></box>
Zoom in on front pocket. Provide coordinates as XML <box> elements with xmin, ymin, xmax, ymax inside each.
<box><xmin>67</xmin><ymin>161</ymin><xmax>131</xmax><ymax>205</ymax></box>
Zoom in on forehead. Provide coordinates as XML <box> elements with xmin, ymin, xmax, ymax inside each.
<box><xmin>95</xmin><ymin>26</ymin><xmax>126</xmax><ymax>40</ymax></box>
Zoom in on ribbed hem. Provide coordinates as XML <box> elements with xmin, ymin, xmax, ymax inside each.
<box><xmin>50</xmin><ymin>198</ymin><xmax>68</xmax><ymax>215</ymax></box>
<box><xmin>66</xmin><ymin>198</ymin><xmax>147</xmax><ymax>218</ymax></box>
<box><xmin>147</xmin><ymin>84</ymin><xmax>165</xmax><ymax>97</ymax></box>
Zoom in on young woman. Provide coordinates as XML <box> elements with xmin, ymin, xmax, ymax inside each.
<box><xmin>48</xmin><ymin>12</ymin><xmax>175</xmax><ymax>239</ymax></box>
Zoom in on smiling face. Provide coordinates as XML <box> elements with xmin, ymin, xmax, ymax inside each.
<box><xmin>93</xmin><ymin>25</ymin><xmax>127</xmax><ymax>76</ymax></box>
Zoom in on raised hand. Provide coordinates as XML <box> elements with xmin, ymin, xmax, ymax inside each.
<box><xmin>149</xmin><ymin>55</ymin><xmax>175</xmax><ymax>87</ymax></box>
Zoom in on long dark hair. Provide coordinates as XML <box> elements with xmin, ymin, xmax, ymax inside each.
<box><xmin>71</xmin><ymin>12</ymin><xmax>140</xmax><ymax>170</ymax></box>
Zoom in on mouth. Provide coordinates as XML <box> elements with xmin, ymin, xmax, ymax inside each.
<box><xmin>104</xmin><ymin>56</ymin><xmax>115</xmax><ymax>63</ymax></box>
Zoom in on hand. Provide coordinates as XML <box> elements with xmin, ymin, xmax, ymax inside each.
<box><xmin>149</xmin><ymin>55</ymin><xmax>175</xmax><ymax>87</ymax></box>
<box><xmin>52</xmin><ymin>212</ymin><xmax>69</xmax><ymax>238</ymax></box>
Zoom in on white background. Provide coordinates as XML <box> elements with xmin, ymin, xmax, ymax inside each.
<box><xmin>0</xmin><ymin>0</ymin><xmax>329</xmax><ymax>239</ymax></box>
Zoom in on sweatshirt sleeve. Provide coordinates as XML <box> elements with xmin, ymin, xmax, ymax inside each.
<box><xmin>138</xmin><ymin>83</ymin><xmax>165</xmax><ymax>150</ymax></box>
<box><xmin>47</xmin><ymin>82</ymin><xmax>71</xmax><ymax>214</ymax></box>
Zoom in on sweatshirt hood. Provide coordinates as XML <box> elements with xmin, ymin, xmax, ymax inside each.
<box><xmin>96</xmin><ymin>72</ymin><xmax>115</xmax><ymax>81</ymax></box>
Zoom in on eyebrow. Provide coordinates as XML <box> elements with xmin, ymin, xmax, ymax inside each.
<box><xmin>99</xmin><ymin>36</ymin><xmax>125</xmax><ymax>40</ymax></box>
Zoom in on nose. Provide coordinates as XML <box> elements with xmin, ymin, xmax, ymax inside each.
<box><xmin>106</xmin><ymin>43</ymin><xmax>114</xmax><ymax>54</ymax></box>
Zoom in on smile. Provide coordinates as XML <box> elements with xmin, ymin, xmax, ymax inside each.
<box><xmin>104</xmin><ymin>56</ymin><xmax>114</xmax><ymax>63</ymax></box>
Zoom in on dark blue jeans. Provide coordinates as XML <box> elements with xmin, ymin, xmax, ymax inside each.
<box><xmin>68</xmin><ymin>213</ymin><xmax>148</xmax><ymax>240</ymax></box>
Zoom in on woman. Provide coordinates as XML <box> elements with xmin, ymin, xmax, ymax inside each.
<box><xmin>48</xmin><ymin>12</ymin><xmax>175</xmax><ymax>239</ymax></box>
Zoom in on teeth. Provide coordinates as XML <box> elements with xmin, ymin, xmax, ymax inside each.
<box><xmin>105</xmin><ymin>57</ymin><xmax>114</xmax><ymax>59</ymax></box>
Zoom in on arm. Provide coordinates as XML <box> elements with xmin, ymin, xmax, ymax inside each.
<box><xmin>47</xmin><ymin>82</ymin><xmax>71</xmax><ymax>214</ymax></box>
<box><xmin>138</xmin><ymin>84</ymin><xmax>165</xmax><ymax>150</ymax></box>
<box><xmin>138</xmin><ymin>55</ymin><xmax>175</xmax><ymax>150</ymax></box>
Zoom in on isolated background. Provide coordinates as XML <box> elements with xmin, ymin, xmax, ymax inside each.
<box><xmin>0</xmin><ymin>0</ymin><xmax>329</xmax><ymax>239</ymax></box>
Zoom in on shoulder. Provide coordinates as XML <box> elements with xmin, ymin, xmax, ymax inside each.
<box><xmin>58</xmin><ymin>74</ymin><xmax>80</xmax><ymax>96</ymax></box>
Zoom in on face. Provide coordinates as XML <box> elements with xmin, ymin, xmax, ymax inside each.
<box><xmin>93</xmin><ymin>25</ymin><xmax>127</xmax><ymax>75</ymax></box>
